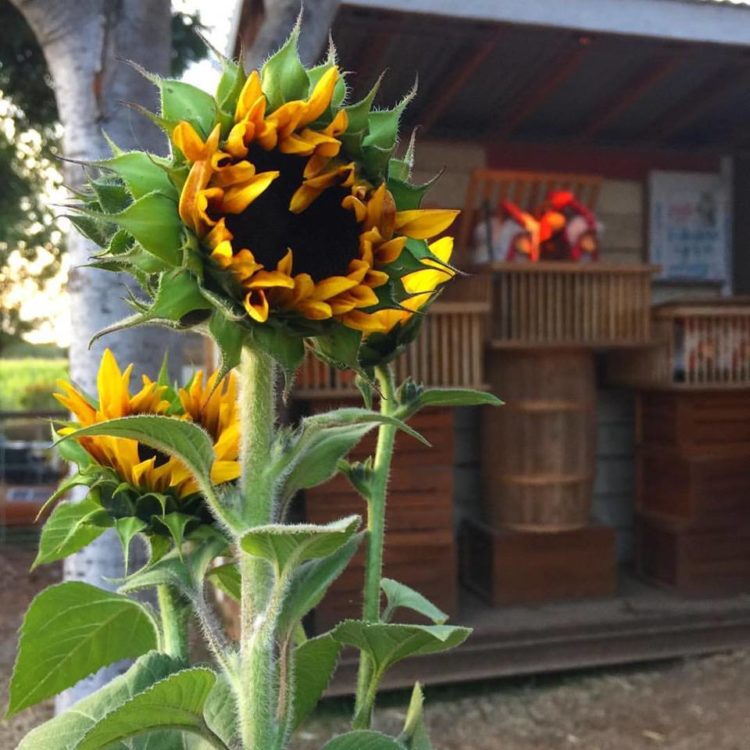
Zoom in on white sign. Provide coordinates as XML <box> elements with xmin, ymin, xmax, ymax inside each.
<box><xmin>649</xmin><ymin>170</ymin><xmax>730</xmax><ymax>282</ymax></box>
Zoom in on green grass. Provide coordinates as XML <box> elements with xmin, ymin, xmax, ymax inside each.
<box><xmin>0</xmin><ymin>359</ymin><xmax>68</xmax><ymax>412</ymax></box>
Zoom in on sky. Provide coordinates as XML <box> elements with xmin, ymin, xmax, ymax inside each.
<box><xmin>19</xmin><ymin>0</ymin><xmax>242</xmax><ymax>347</ymax></box>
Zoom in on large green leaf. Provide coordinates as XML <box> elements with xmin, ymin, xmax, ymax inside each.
<box><xmin>58</xmin><ymin>415</ymin><xmax>215</xmax><ymax>494</ymax></box>
<box><xmin>76</xmin><ymin>667</ymin><xmax>218</xmax><ymax>750</ymax></box>
<box><xmin>16</xmin><ymin>652</ymin><xmax>183</xmax><ymax>749</ymax></box>
<box><xmin>381</xmin><ymin>579</ymin><xmax>447</xmax><ymax>625</ymax></box>
<box><xmin>32</xmin><ymin>497</ymin><xmax>110</xmax><ymax>569</ymax></box>
<box><xmin>332</xmin><ymin>621</ymin><xmax>471</xmax><ymax>684</ymax></box>
<box><xmin>302</xmin><ymin>408</ymin><xmax>428</xmax><ymax>446</ymax></box>
<box><xmin>322</xmin><ymin>731</ymin><xmax>406</xmax><ymax>750</ymax></box>
<box><xmin>291</xmin><ymin>633</ymin><xmax>342</xmax><ymax>731</ymax></box>
<box><xmin>239</xmin><ymin>515</ymin><xmax>360</xmax><ymax>576</ymax></box>
<box><xmin>278</xmin><ymin>533</ymin><xmax>362</xmax><ymax>637</ymax></box>
<box><xmin>202</xmin><ymin>675</ymin><xmax>238</xmax><ymax>747</ymax></box>
<box><xmin>7</xmin><ymin>582</ymin><xmax>159</xmax><ymax>716</ymax></box>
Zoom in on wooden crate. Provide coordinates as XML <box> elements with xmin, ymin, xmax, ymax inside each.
<box><xmin>486</xmin><ymin>262</ymin><xmax>657</xmax><ymax>348</ymax></box>
<box><xmin>303</xmin><ymin>406</ymin><xmax>458</xmax><ymax>631</ymax></box>
<box><xmin>635</xmin><ymin>514</ymin><xmax>750</xmax><ymax>596</ymax></box>
<box><xmin>637</xmin><ymin>390</ymin><xmax>750</xmax><ymax>456</ymax></box>
<box><xmin>609</xmin><ymin>299</ymin><xmax>750</xmax><ymax>389</ymax></box>
<box><xmin>460</xmin><ymin>519</ymin><xmax>617</xmax><ymax>606</ymax></box>
<box><xmin>637</xmin><ymin>445</ymin><xmax>750</xmax><ymax>531</ymax></box>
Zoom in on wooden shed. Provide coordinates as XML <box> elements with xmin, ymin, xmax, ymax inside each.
<box><xmin>233</xmin><ymin>0</ymin><xmax>750</xmax><ymax>690</ymax></box>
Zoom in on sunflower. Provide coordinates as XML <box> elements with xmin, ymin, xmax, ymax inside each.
<box><xmin>72</xmin><ymin>28</ymin><xmax>459</xmax><ymax>373</ymax></box>
<box><xmin>55</xmin><ymin>349</ymin><xmax>240</xmax><ymax>500</ymax></box>
<box><xmin>172</xmin><ymin>65</ymin><xmax>457</xmax><ymax>333</ymax></box>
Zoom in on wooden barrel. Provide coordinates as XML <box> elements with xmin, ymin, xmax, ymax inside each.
<box><xmin>480</xmin><ymin>348</ymin><xmax>596</xmax><ymax>532</ymax></box>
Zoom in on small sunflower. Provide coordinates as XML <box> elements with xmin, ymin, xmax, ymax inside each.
<box><xmin>72</xmin><ymin>25</ymin><xmax>459</xmax><ymax>373</ymax></box>
<box><xmin>55</xmin><ymin>350</ymin><xmax>240</xmax><ymax>504</ymax></box>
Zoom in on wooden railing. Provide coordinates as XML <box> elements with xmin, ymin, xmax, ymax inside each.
<box><xmin>609</xmin><ymin>300</ymin><xmax>750</xmax><ymax>389</ymax></box>
<box><xmin>485</xmin><ymin>262</ymin><xmax>657</xmax><ymax>348</ymax></box>
<box><xmin>294</xmin><ymin>277</ymin><xmax>492</xmax><ymax>398</ymax></box>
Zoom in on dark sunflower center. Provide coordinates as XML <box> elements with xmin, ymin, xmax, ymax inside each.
<box><xmin>222</xmin><ymin>146</ymin><xmax>361</xmax><ymax>282</ymax></box>
<box><xmin>137</xmin><ymin>444</ymin><xmax>170</xmax><ymax>468</ymax></box>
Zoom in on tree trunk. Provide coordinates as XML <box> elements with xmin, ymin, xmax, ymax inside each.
<box><xmin>10</xmin><ymin>0</ymin><xmax>180</xmax><ymax>707</ymax></box>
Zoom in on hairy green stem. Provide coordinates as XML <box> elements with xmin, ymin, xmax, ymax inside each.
<box><xmin>353</xmin><ymin>364</ymin><xmax>398</xmax><ymax>727</ymax></box>
<box><xmin>237</xmin><ymin>346</ymin><xmax>278</xmax><ymax>750</ymax></box>
<box><xmin>157</xmin><ymin>584</ymin><xmax>190</xmax><ymax>662</ymax></box>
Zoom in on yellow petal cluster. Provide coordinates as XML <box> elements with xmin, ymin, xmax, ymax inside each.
<box><xmin>55</xmin><ymin>350</ymin><xmax>240</xmax><ymax>499</ymax></box>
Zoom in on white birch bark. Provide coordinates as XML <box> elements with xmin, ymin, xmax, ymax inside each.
<box><xmin>9</xmin><ymin>0</ymin><xmax>180</xmax><ymax>707</ymax></box>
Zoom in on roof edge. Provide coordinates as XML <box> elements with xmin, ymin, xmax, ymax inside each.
<box><xmin>343</xmin><ymin>0</ymin><xmax>750</xmax><ymax>47</ymax></box>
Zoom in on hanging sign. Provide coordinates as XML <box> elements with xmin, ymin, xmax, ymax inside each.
<box><xmin>648</xmin><ymin>170</ymin><xmax>730</xmax><ymax>282</ymax></box>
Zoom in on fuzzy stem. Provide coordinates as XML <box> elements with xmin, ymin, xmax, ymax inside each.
<box><xmin>237</xmin><ymin>346</ymin><xmax>278</xmax><ymax>750</ymax></box>
<box><xmin>353</xmin><ymin>364</ymin><xmax>398</xmax><ymax>727</ymax></box>
<box><xmin>157</xmin><ymin>584</ymin><xmax>190</xmax><ymax>662</ymax></box>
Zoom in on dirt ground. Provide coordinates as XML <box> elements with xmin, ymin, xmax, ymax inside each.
<box><xmin>2</xmin><ymin>543</ymin><xmax>750</xmax><ymax>750</ymax></box>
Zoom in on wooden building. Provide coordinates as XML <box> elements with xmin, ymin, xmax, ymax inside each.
<box><xmin>233</xmin><ymin>0</ymin><xmax>750</xmax><ymax>690</ymax></box>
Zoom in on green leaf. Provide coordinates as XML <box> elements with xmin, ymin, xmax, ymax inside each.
<box><xmin>157</xmin><ymin>512</ymin><xmax>194</xmax><ymax>548</ymax></box>
<box><xmin>7</xmin><ymin>582</ymin><xmax>159</xmax><ymax>716</ymax></box>
<box><xmin>114</xmin><ymin>516</ymin><xmax>148</xmax><ymax>571</ymax></box>
<box><xmin>400</xmin><ymin>683</ymin><xmax>433</xmax><ymax>750</ymax></box>
<box><xmin>250</xmin><ymin>325</ymin><xmax>305</xmax><ymax>390</ymax></box>
<box><xmin>159</xmin><ymin>79</ymin><xmax>218</xmax><ymax>138</ymax></box>
<box><xmin>206</xmin><ymin>562</ymin><xmax>240</xmax><ymax>601</ymax></box>
<box><xmin>120</xmin><ymin>528</ymin><xmax>230</xmax><ymax>598</ymax></box>
<box><xmin>58</xmin><ymin>415</ymin><xmax>215</xmax><ymax>496</ymax></box>
<box><xmin>209</xmin><ymin>312</ymin><xmax>247</xmax><ymax>384</ymax></box>
<box><xmin>381</xmin><ymin>579</ymin><xmax>448</xmax><ymax>625</ymax></box>
<box><xmin>291</xmin><ymin>633</ymin><xmax>342</xmax><ymax>731</ymax></box>
<box><xmin>96</xmin><ymin>151</ymin><xmax>176</xmax><ymax>200</ymax></box>
<box><xmin>216</xmin><ymin>56</ymin><xmax>247</xmax><ymax>114</ymax></box>
<box><xmin>311</xmin><ymin>326</ymin><xmax>363</xmax><ymax>372</ymax></box>
<box><xmin>35</xmin><ymin>468</ymin><xmax>96</xmax><ymax>519</ymax></box>
<box><xmin>281</xmin><ymin>424</ymin><xmax>374</xmax><ymax>501</ymax></box>
<box><xmin>239</xmin><ymin>515</ymin><xmax>360</xmax><ymax>576</ymax></box>
<box><xmin>345</xmin><ymin>73</ymin><xmax>384</xmax><ymax>134</ymax></box>
<box><xmin>400</xmin><ymin>388</ymin><xmax>502</xmax><ymax>418</ymax></box>
<box><xmin>33</xmin><ymin>497</ymin><xmax>110</xmax><ymax>569</ymax></box>
<box><xmin>202</xmin><ymin>675</ymin><xmax>238</xmax><ymax>747</ymax></box>
<box><xmin>151</xmin><ymin>269</ymin><xmax>212</xmax><ymax>323</ymax></box>
<box><xmin>322</xmin><ymin>731</ymin><xmax>406</xmax><ymax>750</ymax></box>
<box><xmin>261</xmin><ymin>21</ymin><xmax>309</xmax><ymax>111</ymax></box>
<box><xmin>278</xmin><ymin>533</ymin><xmax>363</xmax><ymax>637</ymax></box>
<box><xmin>16</xmin><ymin>651</ymin><xmax>183</xmax><ymax>749</ymax></box>
<box><xmin>101</xmin><ymin>191</ymin><xmax>183</xmax><ymax>266</ymax></box>
<box><xmin>303</xmin><ymin>407</ymin><xmax>429</xmax><ymax>447</ymax></box>
<box><xmin>91</xmin><ymin>179</ymin><xmax>131</xmax><ymax>213</ymax></box>
<box><xmin>76</xmin><ymin>667</ymin><xmax>218</xmax><ymax>750</ymax></box>
<box><xmin>53</xmin><ymin>424</ymin><xmax>95</xmax><ymax>467</ymax></box>
<box><xmin>332</xmin><ymin>621</ymin><xmax>471</xmax><ymax>685</ymax></box>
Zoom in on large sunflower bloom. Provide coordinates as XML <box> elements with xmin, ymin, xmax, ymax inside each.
<box><xmin>172</xmin><ymin>66</ymin><xmax>458</xmax><ymax>333</ymax></box>
<box><xmin>55</xmin><ymin>350</ymin><xmax>240</xmax><ymax>499</ymax></box>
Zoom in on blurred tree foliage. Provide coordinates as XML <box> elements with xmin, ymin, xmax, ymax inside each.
<box><xmin>0</xmin><ymin>1</ymin><xmax>207</xmax><ymax>348</ymax></box>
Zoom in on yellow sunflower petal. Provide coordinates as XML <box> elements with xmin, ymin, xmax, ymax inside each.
<box><xmin>300</xmin><ymin>67</ymin><xmax>339</xmax><ymax>127</ymax></box>
<box><xmin>342</xmin><ymin>309</ymin><xmax>393</xmax><ymax>333</ymax></box>
<box><xmin>221</xmin><ymin>171</ymin><xmax>280</xmax><ymax>214</ymax></box>
<box><xmin>235</xmin><ymin>70</ymin><xmax>264</xmax><ymax>121</ymax></box>
<box><xmin>246</xmin><ymin>270</ymin><xmax>295</xmax><ymax>290</ymax></box>
<box><xmin>211</xmin><ymin>460</ymin><xmax>241</xmax><ymax>485</ymax></box>
<box><xmin>310</xmin><ymin>276</ymin><xmax>359</xmax><ymax>301</ymax></box>
<box><xmin>394</xmin><ymin>209</ymin><xmax>460</xmax><ymax>240</ymax></box>
<box><xmin>298</xmin><ymin>299</ymin><xmax>333</xmax><ymax>320</ymax></box>
<box><xmin>244</xmin><ymin>289</ymin><xmax>270</xmax><ymax>322</ymax></box>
